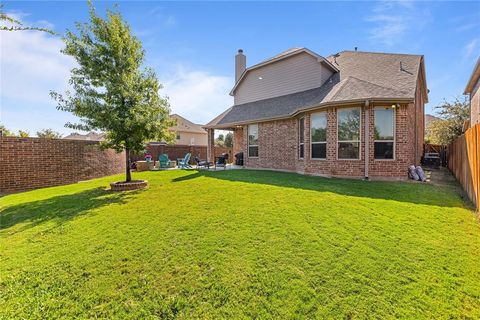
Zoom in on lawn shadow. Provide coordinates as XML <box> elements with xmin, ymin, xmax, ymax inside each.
<box><xmin>0</xmin><ymin>187</ymin><xmax>143</xmax><ymax>233</ymax></box>
<box><xmin>172</xmin><ymin>169</ymin><xmax>470</xmax><ymax>209</ymax></box>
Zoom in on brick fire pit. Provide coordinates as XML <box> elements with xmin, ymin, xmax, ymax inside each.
<box><xmin>110</xmin><ymin>180</ymin><xmax>148</xmax><ymax>191</ymax></box>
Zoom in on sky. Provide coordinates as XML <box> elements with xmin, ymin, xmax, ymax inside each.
<box><xmin>1</xmin><ymin>0</ymin><xmax>479</xmax><ymax>136</ymax></box>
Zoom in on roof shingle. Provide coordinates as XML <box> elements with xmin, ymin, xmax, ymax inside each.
<box><xmin>207</xmin><ymin>50</ymin><xmax>424</xmax><ymax>128</ymax></box>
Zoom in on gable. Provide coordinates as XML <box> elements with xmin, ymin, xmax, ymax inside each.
<box><xmin>233</xmin><ymin>51</ymin><xmax>335</xmax><ymax>105</ymax></box>
<box><xmin>170</xmin><ymin>114</ymin><xmax>206</xmax><ymax>134</ymax></box>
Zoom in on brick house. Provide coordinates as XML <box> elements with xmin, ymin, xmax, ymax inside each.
<box><xmin>206</xmin><ymin>48</ymin><xmax>428</xmax><ymax>179</ymax></box>
<box><xmin>464</xmin><ymin>57</ymin><xmax>480</xmax><ymax>127</ymax></box>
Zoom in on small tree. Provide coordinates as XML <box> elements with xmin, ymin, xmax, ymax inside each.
<box><xmin>224</xmin><ymin>132</ymin><xmax>233</xmax><ymax>148</ymax></box>
<box><xmin>36</xmin><ymin>129</ymin><xmax>62</xmax><ymax>139</ymax></box>
<box><xmin>0</xmin><ymin>124</ymin><xmax>14</xmax><ymax>137</ymax></box>
<box><xmin>425</xmin><ymin>97</ymin><xmax>470</xmax><ymax>145</ymax></box>
<box><xmin>215</xmin><ymin>134</ymin><xmax>225</xmax><ymax>147</ymax></box>
<box><xmin>51</xmin><ymin>1</ymin><xmax>175</xmax><ymax>182</ymax></box>
<box><xmin>18</xmin><ymin>130</ymin><xmax>29</xmax><ymax>137</ymax></box>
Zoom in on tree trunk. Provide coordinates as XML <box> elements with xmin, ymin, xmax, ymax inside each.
<box><xmin>125</xmin><ymin>148</ymin><xmax>131</xmax><ymax>182</ymax></box>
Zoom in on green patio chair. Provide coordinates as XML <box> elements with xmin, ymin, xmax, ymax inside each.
<box><xmin>177</xmin><ymin>153</ymin><xmax>192</xmax><ymax>169</ymax></box>
<box><xmin>159</xmin><ymin>154</ymin><xmax>171</xmax><ymax>168</ymax></box>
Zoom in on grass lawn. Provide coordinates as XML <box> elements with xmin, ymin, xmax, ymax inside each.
<box><xmin>1</xmin><ymin>170</ymin><xmax>479</xmax><ymax>319</ymax></box>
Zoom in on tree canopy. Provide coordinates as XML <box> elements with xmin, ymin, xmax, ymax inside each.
<box><xmin>425</xmin><ymin>97</ymin><xmax>470</xmax><ymax>145</ymax></box>
<box><xmin>51</xmin><ymin>1</ymin><xmax>175</xmax><ymax>182</ymax></box>
<box><xmin>224</xmin><ymin>132</ymin><xmax>233</xmax><ymax>148</ymax></box>
<box><xmin>36</xmin><ymin>129</ymin><xmax>62</xmax><ymax>139</ymax></box>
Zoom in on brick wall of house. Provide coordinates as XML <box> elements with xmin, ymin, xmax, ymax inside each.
<box><xmin>241</xmin><ymin>102</ymin><xmax>420</xmax><ymax>179</ymax></box>
<box><xmin>0</xmin><ymin>137</ymin><xmax>125</xmax><ymax>194</ymax></box>
<box><xmin>233</xmin><ymin>128</ymin><xmax>244</xmax><ymax>156</ymax></box>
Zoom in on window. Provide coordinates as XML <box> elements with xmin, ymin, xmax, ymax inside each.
<box><xmin>298</xmin><ymin>118</ymin><xmax>305</xmax><ymax>159</ymax></box>
<box><xmin>311</xmin><ymin>112</ymin><xmax>327</xmax><ymax>159</ymax></box>
<box><xmin>337</xmin><ymin>107</ymin><xmax>361</xmax><ymax>159</ymax></box>
<box><xmin>374</xmin><ymin>107</ymin><xmax>395</xmax><ymax>159</ymax></box>
<box><xmin>176</xmin><ymin>133</ymin><xmax>181</xmax><ymax>140</ymax></box>
<box><xmin>248</xmin><ymin>124</ymin><xmax>259</xmax><ymax>157</ymax></box>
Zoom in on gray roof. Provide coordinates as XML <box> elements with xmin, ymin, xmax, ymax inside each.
<box><xmin>170</xmin><ymin>114</ymin><xmax>206</xmax><ymax>134</ymax></box>
<box><xmin>207</xmin><ymin>50</ymin><xmax>425</xmax><ymax>128</ymax></box>
<box><xmin>63</xmin><ymin>132</ymin><xmax>105</xmax><ymax>141</ymax></box>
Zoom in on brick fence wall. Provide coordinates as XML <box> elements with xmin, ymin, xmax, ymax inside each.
<box><xmin>131</xmin><ymin>143</ymin><xmax>233</xmax><ymax>164</ymax></box>
<box><xmin>0</xmin><ymin>137</ymin><xmax>125</xmax><ymax>194</ymax></box>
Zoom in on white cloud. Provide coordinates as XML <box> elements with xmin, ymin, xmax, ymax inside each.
<box><xmin>147</xmin><ymin>6</ymin><xmax>176</xmax><ymax>27</ymax></box>
<box><xmin>0</xmin><ymin>13</ymin><xmax>231</xmax><ymax>134</ymax></box>
<box><xmin>0</xmin><ymin>14</ymin><xmax>77</xmax><ymax>133</ymax></box>
<box><xmin>463</xmin><ymin>38</ymin><xmax>479</xmax><ymax>59</ymax></box>
<box><xmin>365</xmin><ymin>1</ymin><xmax>430</xmax><ymax>46</ymax></box>
<box><xmin>161</xmin><ymin>66</ymin><xmax>233</xmax><ymax>125</ymax></box>
<box><xmin>0</xmin><ymin>15</ymin><xmax>74</xmax><ymax>105</ymax></box>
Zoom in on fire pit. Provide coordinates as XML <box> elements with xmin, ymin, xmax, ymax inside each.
<box><xmin>110</xmin><ymin>180</ymin><xmax>148</xmax><ymax>191</ymax></box>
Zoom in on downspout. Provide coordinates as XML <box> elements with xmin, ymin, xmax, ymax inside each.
<box><xmin>364</xmin><ymin>100</ymin><xmax>370</xmax><ymax>180</ymax></box>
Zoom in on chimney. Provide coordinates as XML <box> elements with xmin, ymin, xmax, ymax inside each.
<box><xmin>235</xmin><ymin>49</ymin><xmax>246</xmax><ymax>82</ymax></box>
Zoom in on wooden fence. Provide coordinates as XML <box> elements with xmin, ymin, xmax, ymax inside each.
<box><xmin>447</xmin><ymin>123</ymin><xmax>480</xmax><ymax>209</ymax></box>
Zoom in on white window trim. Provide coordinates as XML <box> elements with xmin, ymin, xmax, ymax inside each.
<box><xmin>310</xmin><ymin>112</ymin><xmax>328</xmax><ymax>160</ymax></box>
<box><xmin>248</xmin><ymin>124</ymin><xmax>259</xmax><ymax>158</ymax></box>
<box><xmin>299</xmin><ymin>117</ymin><xmax>305</xmax><ymax>159</ymax></box>
<box><xmin>374</xmin><ymin>106</ymin><xmax>396</xmax><ymax>161</ymax></box>
<box><xmin>336</xmin><ymin>107</ymin><xmax>362</xmax><ymax>160</ymax></box>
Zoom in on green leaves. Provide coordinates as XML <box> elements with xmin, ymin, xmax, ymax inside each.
<box><xmin>36</xmin><ymin>129</ymin><xmax>62</xmax><ymax>139</ymax></box>
<box><xmin>51</xmin><ymin>1</ymin><xmax>175</xmax><ymax>154</ymax></box>
<box><xmin>425</xmin><ymin>97</ymin><xmax>470</xmax><ymax>145</ymax></box>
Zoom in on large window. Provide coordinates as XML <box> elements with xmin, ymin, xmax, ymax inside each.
<box><xmin>337</xmin><ymin>107</ymin><xmax>361</xmax><ymax>159</ymax></box>
<box><xmin>299</xmin><ymin>118</ymin><xmax>305</xmax><ymax>159</ymax></box>
<box><xmin>374</xmin><ymin>107</ymin><xmax>395</xmax><ymax>159</ymax></box>
<box><xmin>311</xmin><ymin>112</ymin><xmax>327</xmax><ymax>159</ymax></box>
<box><xmin>248</xmin><ymin>124</ymin><xmax>259</xmax><ymax>157</ymax></box>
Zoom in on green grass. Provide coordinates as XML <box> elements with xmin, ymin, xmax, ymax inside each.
<box><xmin>1</xmin><ymin>170</ymin><xmax>479</xmax><ymax>319</ymax></box>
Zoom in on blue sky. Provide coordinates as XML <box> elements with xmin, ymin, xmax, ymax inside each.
<box><xmin>1</xmin><ymin>0</ymin><xmax>479</xmax><ymax>136</ymax></box>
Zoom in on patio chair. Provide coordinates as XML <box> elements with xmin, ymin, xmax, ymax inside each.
<box><xmin>215</xmin><ymin>153</ymin><xmax>229</xmax><ymax>170</ymax></box>
<box><xmin>177</xmin><ymin>153</ymin><xmax>192</xmax><ymax>169</ymax></box>
<box><xmin>159</xmin><ymin>154</ymin><xmax>171</xmax><ymax>168</ymax></box>
<box><xmin>194</xmin><ymin>156</ymin><xmax>212</xmax><ymax>170</ymax></box>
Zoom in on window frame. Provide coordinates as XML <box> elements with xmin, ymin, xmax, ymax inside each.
<box><xmin>336</xmin><ymin>107</ymin><xmax>362</xmax><ymax>160</ymax></box>
<box><xmin>310</xmin><ymin>111</ymin><xmax>327</xmax><ymax>160</ymax></box>
<box><xmin>298</xmin><ymin>117</ymin><xmax>305</xmax><ymax>159</ymax></box>
<box><xmin>248</xmin><ymin>124</ymin><xmax>259</xmax><ymax>158</ymax></box>
<box><xmin>374</xmin><ymin>106</ymin><xmax>396</xmax><ymax>161</ymax></box>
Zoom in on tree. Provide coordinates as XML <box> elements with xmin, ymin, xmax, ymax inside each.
<box><xmin>0</xmin><ymin>4</ymin><xmax>53</xmax><ymax>34</ymax></box>
<box><xmin>36</xmin><ymin>129</ymin><xmax>62</xmax><ymax>139</ymax></box>
<box><xmin>0</xmin><ymin>124</ymin><xmax>14</xmax><ymax>137</ymax></box>
<box><xmin>215</xmin><ymin>134</ymin><xmax>225</xmax><ymax>147</ymax></box>
<box><xmin>224</xmin><ymin>132</ymin><xmax>233</xmax><ymax>148</ymax></box>
<box><xmin>18</xmin><ymin>130</ymin><xmax>29</xmax><ymax>137</ymax></box>
<box><xmin>425</xmin><ymin>97</ymin><xmax>470</xmax><ymax>145</ymax></box>
<box><xmin>51</xmin><ymin>1</ymin><xmax>175</xmax><ymax>182</ymax></box>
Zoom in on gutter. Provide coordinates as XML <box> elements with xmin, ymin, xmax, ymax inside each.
<box><xmin>204</xmin><ymin>97</ymin><xmax>414</xmax><ymax>129</ymax></box>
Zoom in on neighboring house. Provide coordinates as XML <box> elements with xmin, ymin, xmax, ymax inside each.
<box><xmin>464</xmin><ymin>57</ymin><xmax>480</xmax><ymax>127</ymax></box>
<box><xmin>206</xmin><ymin>48</ymin><xmax>428</xmax><ymax>179</ymax></box>
<box><xmin>168</xmin><ymin>114</ymin><xmax>207</xmax><ymax>146</ymax></box>
<box><xmin>63</xmin><ymin>132</ymin><xmax>106</xmax><ymax>141</ymax></box>
<box><xmin>63</xmin><ymin>115</ymin><xmax>207</xmax><ymax>147</ymax></box>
